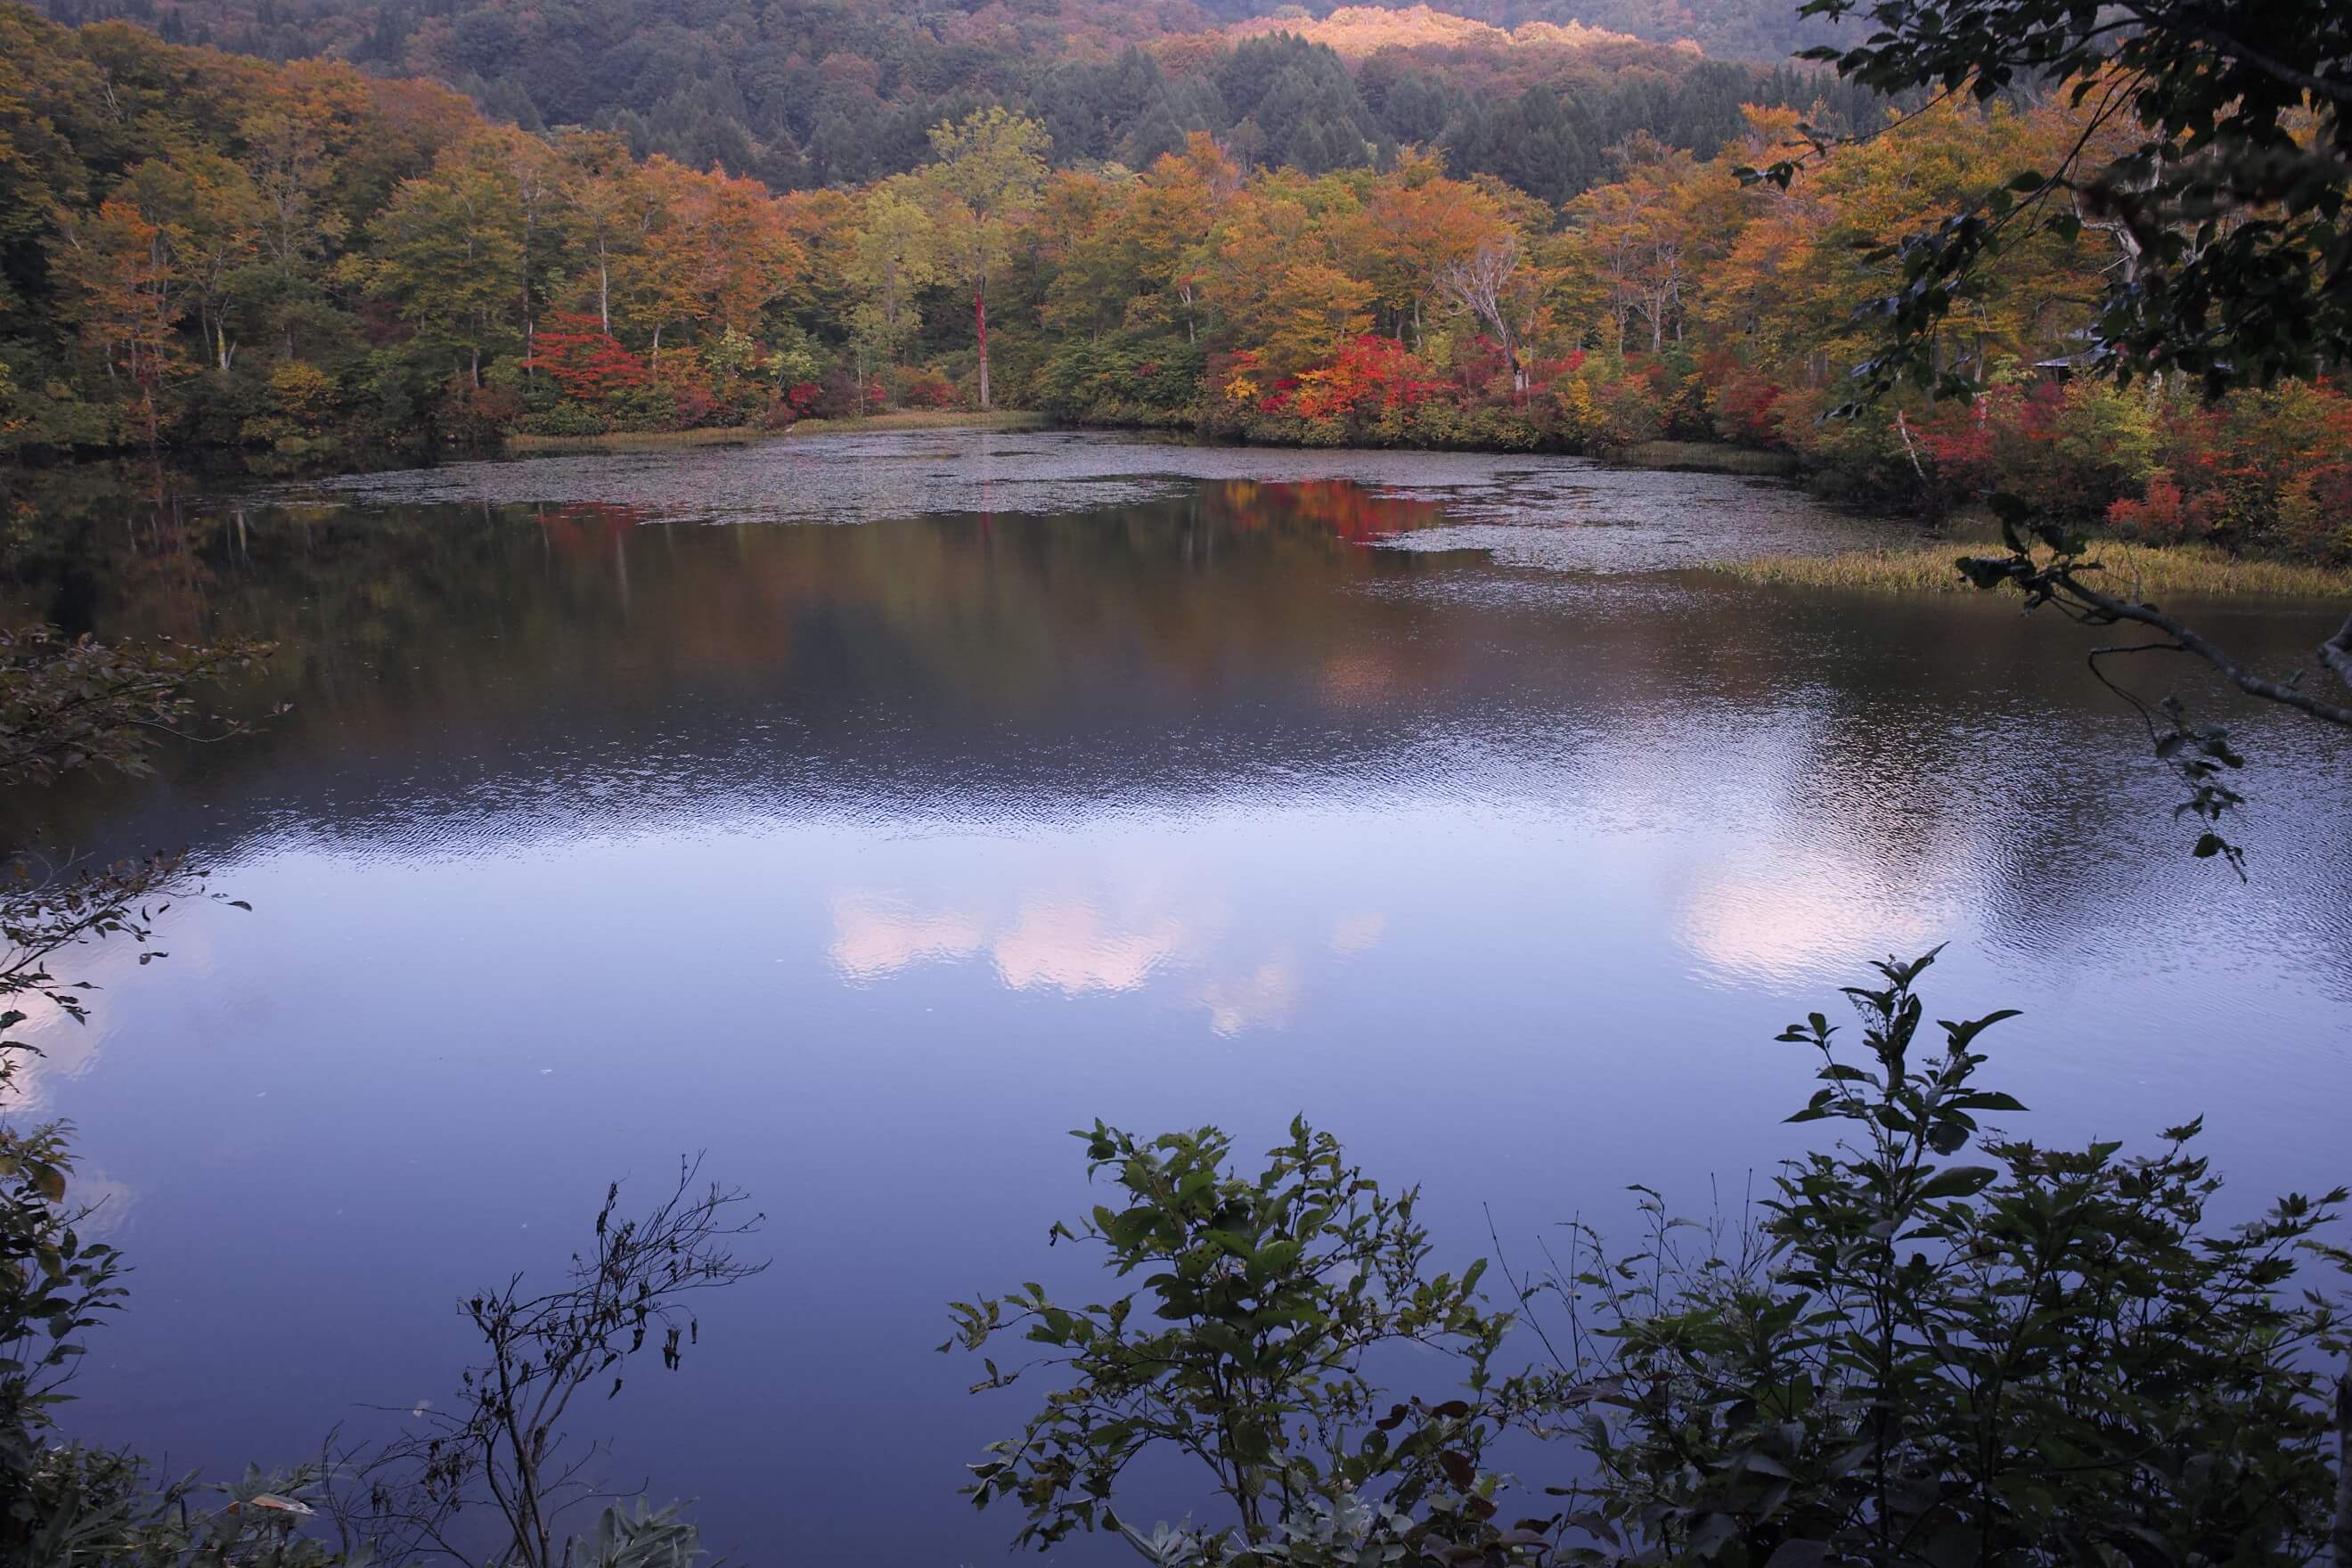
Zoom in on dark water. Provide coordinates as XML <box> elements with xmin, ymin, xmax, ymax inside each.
<box><xmin>5</xmin><ymin>431</ymin><xmax>2348</xmax><ymax>1563</ymax></box>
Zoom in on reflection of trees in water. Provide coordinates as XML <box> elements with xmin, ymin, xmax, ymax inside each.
<box><xmin>2</xmin><ymin>464</ymin><xmax>1476</xmax><ymax>849</ymax></box>
<box><xmin>1611</xmin><ymin>585</ymin><xmax>2352</xmax><ymax>991</ymax></box>
<box><xmin>5</xmin><ymin>473</ymin><xmax>1469</xmax><ymax>713</ymax></box>
<box><xmin>5</xmin><ymin>460</ymin><xmax>2348</xmax><ymax>992</ymax></box>
<box><xmin>1197</xmin><ymin>479</ymin><xmax>1449</xmax><ymax>543</ymax></box>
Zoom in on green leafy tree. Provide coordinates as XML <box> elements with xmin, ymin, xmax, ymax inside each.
<box><xmin>920</xmin><ymin>108</ymin><xmax>1049</xmax><ymax>410</ymax></box>
<box><xmin>945</xmin><ymin>1118</ymin><xmax>1547</xmax><ymax>1560</ymax></box>
<box><xmin>1548</xmin><ymin>949</ymin><xmax>2352</xmax><ymax>1564</ymax></box>
<box><xmin>357</xmin><ymin>135</ymin><xmax>527</xmax><ymax>388</ymax></box>
<box><xmin>844</xmin><ymin>175</ymin><xmax>937</xmax><ymax>408</ymax></box>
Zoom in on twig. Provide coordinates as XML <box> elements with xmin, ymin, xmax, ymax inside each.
<box><xmin>2054</xmin><ymin>568</ymin><xmax>2352</xmax><ymax>729</ymax></box>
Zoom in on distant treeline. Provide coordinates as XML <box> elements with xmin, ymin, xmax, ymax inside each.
<box><xmin>28</xmin><ymin>0</ymin><xmax>1878</xmax><ymax>192</ymax></box>
<box><xmin>5</xmin><ymin>4</ymin><xmax>2347</xmax><ymax>567</ymax></box>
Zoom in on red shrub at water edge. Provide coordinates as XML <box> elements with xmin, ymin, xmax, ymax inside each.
<box><xmin>1525</xmin><ymin>349</ymin><xmax>1589</xmax><ymax>393</ymax></box>
<box><xmin>527</xmin><ymin>312</ymin><xmax>650</xmax><ymax>402</ymax></box>
<box><xmin>2107</xmin><ymin>474</ymin><xmax>2220</xmax><ymax>543</ymax></box>
<box><xmin>1453</xmin><ymin>335</ymin><xmax>1516</xmax><ymax>400</ymax></box>
<box><xmin>901</xmin><ymin>368</ymin><xmax>960</xmax><ymax>409</ymax></box>
<box><xmin>663</xmin><ymin>374</ymin><xmax>723</xmax><ymax>428</ymax></box>
<box><xmin>438</xmin><ymin>373</ymin><xmax>523</xmax><ymax>447</ymax></box>
<box><xmin>1703</xmin><ymin>352</ymin><xmax>1786</xmax><ymax>446</ymax></box>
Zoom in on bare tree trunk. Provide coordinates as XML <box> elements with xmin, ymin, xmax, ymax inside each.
<box><xmin>975</xmin><ymin>282</ymin><xmax>991</xmax><ymax>412</ymax></box>
<box><xmin>1894</xmin><ymin>411</ymin><xmax>1928</xmax><ymax>486</ymax></box>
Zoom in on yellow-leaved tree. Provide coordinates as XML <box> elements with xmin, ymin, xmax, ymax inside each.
<box><xmin>919</xmin><ymin>108</ymin><xmax>1049</xmax><ymax>410</ymax></box>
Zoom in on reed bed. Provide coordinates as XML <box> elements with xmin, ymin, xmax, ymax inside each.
<box><xmin>1714</xmin><ymin>541</ymin><xmax>2352</xmax><ymax>598</ymax></box>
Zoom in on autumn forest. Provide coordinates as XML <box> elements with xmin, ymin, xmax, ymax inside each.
<box><xmin>6</xmin><ymin>0</ymin><xmax>2352</xmax><ymax>1556</ymax></box>
<box><xmin>3</xmin><ymin>0</ymin><xmax>2345</xmax><ymax>566</ymax></box>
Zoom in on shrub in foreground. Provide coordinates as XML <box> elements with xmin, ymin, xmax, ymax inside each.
<box><xmin>956</xmin><ymin>951</ymin><xmax>2352</xmax><ymax>1564</ymax></box>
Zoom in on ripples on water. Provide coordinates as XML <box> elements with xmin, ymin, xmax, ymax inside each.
<box><xmin>5</xmin><ymin>432</ymin><xmax>2348</xmax><ymax>1563</ymax></box>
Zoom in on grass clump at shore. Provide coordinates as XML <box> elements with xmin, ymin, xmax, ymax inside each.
<box><xmin>1713</xmin><ymin>539</ymin><xmax>2352</xmax><ymax>598</ymax></box>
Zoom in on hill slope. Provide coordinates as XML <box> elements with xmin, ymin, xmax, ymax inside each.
<box><xmin>28</xmin><ymin>0</ymin><xmax>1867</xmax><ymax>196</ymax></box>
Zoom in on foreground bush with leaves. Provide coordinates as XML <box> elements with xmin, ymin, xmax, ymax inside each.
<box><xmin>0</xmin><ymin>625</ymin><xmax>745</xmax><ymax>1566</ymax></box>
<box><xmin>945</xmin><ymin>1119</ymin><xmax>1556</xmax><ymax>1565</ymax></box>
<box><xmin>958</xmin><ymin>952</ymin><xmax>2352</xmax><ymax>1565</ymax></box>
<box><xmin>1552</xmin><ymin>949</ymin><xmax>2352</xmax><ymax>1564</ymax></box>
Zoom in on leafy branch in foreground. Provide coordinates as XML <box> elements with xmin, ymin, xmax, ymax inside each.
<box><xmin>12</xmin><ymin>1450</ymin><xmax>355</xmax><ymax>1566</ymax></box>
<box><xmin>972</xmin><ymin>956</ymin><xmax>2352</xmax><ymax>1566</ymax></box>
<box><xmin>3</xmin><ymin>622</ymin><xmax>279</xmax><ymax>1057</ymax></box>
<box><xmin>345</xmin><ymin>1157</ymin><xmax>764</xmax><ymax>1568</ymax></box>
<box><xmin>946</xmin><ymin>1117</ymin><xmax>1553</xmax><ymax>1564</ymax></box>
<box><xmin>1</xmin><ymin>622</ymin><xmax>275</xmax><ymax>1506</ymax></box>
<box><xmin>0</xmin><ymin>625</ymin><xmax>277</xmax><ymax>790</ymax></box>
<box><xmin>1955</xmin><ymin>494</ymin><xmax>2352</xmax><ymax>870</ymax></box>
<box><xmin>1756</xmin><ymin>0</ymin><xmax>2350</xmax><ymax>406</ymax></box>
<box><xmin>1540</xmin><ymin>946</ymin><xmax>2352</xmax><ymax>1564</ymax></box>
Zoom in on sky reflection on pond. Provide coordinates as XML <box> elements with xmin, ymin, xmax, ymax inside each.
<box><xmin>4</xmin><ymin>435</ymin><xmax>2348</xmax><ymax>1564</ymax></box>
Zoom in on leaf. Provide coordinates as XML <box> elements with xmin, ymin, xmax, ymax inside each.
<box><xmin>1917</xmin><ymin>1164</ymin><xmax>1997</xmax><ymax>1199</ymax></box>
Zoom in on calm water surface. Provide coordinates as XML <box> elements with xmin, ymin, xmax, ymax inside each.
<box><xmin>6</xmin><ymin>430</ymin><xmax>2348</xmax><ymax>1562</ymax></box>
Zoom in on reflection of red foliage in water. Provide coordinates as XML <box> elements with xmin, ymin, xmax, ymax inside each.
<box><xmin>534</xmin><ymin>502</ymin><xmax>649</xmax><ymax>551</ymax></box>
<box><xmin>1206</xmin><ymin>479</ymin><xmax>1444</xmax><ymax>543</ymax></box>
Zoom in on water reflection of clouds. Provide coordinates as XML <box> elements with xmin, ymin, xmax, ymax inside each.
<box><xmin>1198</xmin><ymin>958</ymin><xmax>1303</xmax><ymax>1037</ymax></box>
<box><xmin>828</xmin><ymin>892</ymin><xmax>1381</xmax><ymax>1036</ymax></box>
<box><xmin>992</xmin><ymin>900</ymin><xmax>1190</xmax><ymax>996</ymax></box>
<box><xmin>1327</xmin><ymin>911</ymin><xmax>1387</xmax><ymax>956</ymax></box>
<box><xmin>1</xmin><ymin>1000</ymin><xmax>136</xmax><ymax>1237</ymax></box>
<box><xmin>1548</xmin><ymin>698</ymin><xmax>1972</xmax><ymax>987</ymax></box>
<box><xmin>829</xmin><ymin>894</ymin><xmax>1190</xmax><ymax>996</ymax></box>
<box><xmin>829</xmin><ymin>902</ymin><xmax>988</xmax><ymax>980</ymax></box>
<box><xmin>1679</xmin><ymin>851</ymin><xmax>1949</xmax><ymax>984</ymax></box>
<box><xmin>0</xmin><ymin>992</ymin><xmax>102</xmax><ymax>1115</ymax></box>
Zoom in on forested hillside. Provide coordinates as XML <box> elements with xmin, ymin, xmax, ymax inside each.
<box><xmin>5</xmin><ymin>0</ymin><xmax>2345</xmax><ymax>567</ymax></box>
<box><xmin>27</xmin><ymin>0</ymin><xmax>1869</xmax><ymax>192</ymax></box>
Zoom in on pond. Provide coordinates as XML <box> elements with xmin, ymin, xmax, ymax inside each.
<box><xmin>6</xmin><ymin>429</ymin><xmax>2349</xmax><ymax>1562</ymax></box>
